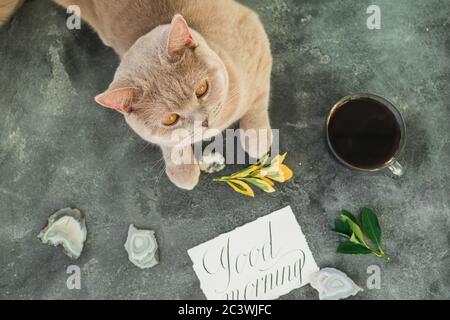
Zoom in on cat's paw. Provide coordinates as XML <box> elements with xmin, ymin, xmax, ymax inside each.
<box><xmin>166</xmin><ymin>164</ymin><xmax>200</xmax><ymax>190</ymax></box>
<box><xmin>239</xmin><ymin>127</ymin><xmax>273</xmax><ymax>160</ymax></box>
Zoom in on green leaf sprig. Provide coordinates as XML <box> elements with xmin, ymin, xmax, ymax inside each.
<box><xmin>333</xmin><ymin>208</ymin><xmax>390</xmax><ymax>261</ymax></box>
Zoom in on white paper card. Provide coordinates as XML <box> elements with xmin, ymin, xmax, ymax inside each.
<box><xmin>188</xmin><ymin>206</ymin><xmax>319</xmax><ymax>300</ymax></box>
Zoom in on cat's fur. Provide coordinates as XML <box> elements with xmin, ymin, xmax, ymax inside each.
<box><xmin>5</xmin><ymin>0</ymin><xmax>273</xmax><ymax>190</ymax></box>
<box><xmin>0</xmin><ymin>0</ymin><xmax>23</xmax><ymax>26</ymax></box>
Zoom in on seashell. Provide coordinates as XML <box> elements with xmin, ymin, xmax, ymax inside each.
<box><xmin>124</xmin><ymin>224</ymin><xmax>159</xmax><ymax>269</ymax></box>
<box><xmin>310</xmin><ymin>268</ymin><xmax>362</xmax><ymax>300</ymax></box>
<box><xmin>199</xmin><ymin>152</ymin><xmax>226</xmax><ymax>173</ymax></box>
<box><xmin>38</xmin><ymin>208</ymin><xmax>87</xmax><ymax>260</ymax></box>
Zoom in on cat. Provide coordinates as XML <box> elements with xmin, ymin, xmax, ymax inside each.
<box><xmin>0</xmin><ymin>0</ymin><xmax>23</xmax><ymax>26</ymax></box>
<box><xmin>2</xmin><ymin>0</ymin><xmax>273</xmax><ymax>190</ymax></box>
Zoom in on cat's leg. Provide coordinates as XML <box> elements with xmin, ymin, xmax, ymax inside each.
<box><xmin>161</xmin><ymin>145</ymin><xmax>200</xmax><ymax>190</ymax></box>
<box><xmin>0</xmin><ymin>0</ymin><xmax>24</xmax><ymax>27</ymax></box>
<box><xmin>239</xmin><ymin>92</ymin><xmax>273</xmax><ymax>159</ymax></box>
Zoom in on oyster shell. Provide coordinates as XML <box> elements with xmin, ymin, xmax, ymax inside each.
<box><xmin>310</xmin><ymin>268</ymin><xmax>362</xmax><ymax>300</ymax></box>
<box><xmin>124</xmin><ymin>224</ymin><xmax>159</xmax><ymax>269</ymax></box>
<box><xmin>38</xmin><ymin>208</ymin><xmax>87</xmax><ymax>260</ymax></box>
<box><xmin>199</xmin><ymin>152</ymin><xmax>226</xmax><ymax>173</ymax></box>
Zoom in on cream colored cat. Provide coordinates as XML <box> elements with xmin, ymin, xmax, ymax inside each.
<box><xmin>2</xmin><ymin>0</ymin><xmax>273</xmax><ymax>190</ymax></box>
<box><xmin>0</xmin><ymin>0</ymin><xmax>23</xmax><ymax>26</ymax></box>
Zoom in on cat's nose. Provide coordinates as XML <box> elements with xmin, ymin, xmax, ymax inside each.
<box><xmin>202</xmin><ymin>118</ymin><xmax>209</xmax><ymax>128</ymax></box>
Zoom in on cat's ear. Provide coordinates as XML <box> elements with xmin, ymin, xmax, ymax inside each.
<box><xmin>167</xmin><ymin>14</ymin><xmax>198</xmax><ymax>59</ymax></box>
<box><xmin>95</xmin><ymin>87</ymin><xmax>139</xmax><ymax>113</ymax></box>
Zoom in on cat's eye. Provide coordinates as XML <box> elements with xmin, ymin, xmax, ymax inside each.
<box><xmin>195</xmin><ymin>80</ymin><xmax>209</xmax><ymax>98</ymax></box>
<box><xmin>162</xmin><ymin>113</ymin><xmax>180</xmax><ymax>126</ymax></box>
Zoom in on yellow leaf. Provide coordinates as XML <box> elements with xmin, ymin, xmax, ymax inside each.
<box><xmin>231</xmin><ymin>165</ymin><xmax>259</xmax><ymax>179</ymax></box>
<box><xmin>281</xmin><ymin>164</ymin><xmax>293</xmax><ymax>181</ymax></box>
<box><xmin>269</xmin><ymin>165</ymin><xmax>294</xmax><ymax>183</ymax></box>
<box><xmin>226</xmin><ymin>180</ymin><xmax>255</xmax><ymax>197</ymax></box>
<box><xmin>244</xmin><ymin>178</ymin><xmax>276</xmax><ymax>193</ymax></box>
<box><xmin>259</xmin><ymin>176</ymin><xmax>275</xmax><ymax>186</ymax></box>
<box><xmin>260</xmin><ymin>164</ymin><xmax>278</xmax><ymax>176</ymax></box>
<box><xmin>259</xmin><ymin>166</ymin><xmax>280</xmax><ymax>178</ymax></box>
<box><xmin>216</xmin><ymin>153</ymin><xmax>292</xmax><ymax>197</ymax></box>
<box><xmin>266</xmin><ymin>173</ymin><xmax>283</xmax><ymax>183</ymax></box>
<box><xmin>260</xmin><ymin>153</ymin><xmax>288</xmax><ymax>177</ymax></box>
<box><xmin>270</xmin><ymin>152</ymin><xmax>288</xmax><ymax>166</ymax></box>
<box><xmin>256</xmin><ymin>154</ymin><xmax>270</xmax><ymax>168</ymax></box>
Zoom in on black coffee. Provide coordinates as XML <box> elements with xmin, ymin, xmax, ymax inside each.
<box><xmin>327</xmin><ymin>97</ymin><xmax>402</xmax><ymax>170</ymax></box>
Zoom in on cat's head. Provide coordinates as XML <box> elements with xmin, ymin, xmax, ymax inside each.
<box><xmin>95</xmin><ymin>15</ymin><xmax>229</xmax><ymax>147</ymax></box>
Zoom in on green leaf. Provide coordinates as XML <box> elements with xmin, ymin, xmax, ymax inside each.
<box><xmin>227</xmin><ymin>154</ymin><xmax>270</xmax><ymax>179</ymax></box>
<box><xmin>337</xmin><ymin>242</ymin><xmax>373</xmax><ymax>255</ymax></box>
<box><xmin>332</xmin><ymin>219</ymin><xmax>353</xmax><ymax>238</ymax></box>
<box><xmin>361</xmin><ymin>208</ymin><xmax>382</xmax><ymax>250</ymax></box>
<box><xmin>340</xmin><ymin>214</ymin><xmax>366</xmax><ymax>245</ymax></box>
<box><xmin>244</xmin><ymin>178</ymin><xmax>276</xmax><ymax>193</ymax></box>
<box><xmin>256</xmin><ymin>154</ymin><xmax>270</xmax><ymax>167</ymax></box>
<box><xmin>230</xmin><ymin>165</ymin><xmax>259</xmax><ymax>179</ymax></box>
<box><xmin>226</xmin><ymin>180</ymin><xmax>255</xmax><ymax>197</ymax></box>
<box><xmin>349</xmin><ymin>233</ymin><xmax>361</xmax><ymax>244</ymax></box>
<box><xmin>341</xmin><ymin>210</ymin><xmax>358</xmax><ymax>224</ymax></box>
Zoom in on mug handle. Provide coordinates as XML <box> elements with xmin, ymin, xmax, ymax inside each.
<box><xmin>388</xmin><ymin>160</ymin><xmax>405</xmax><ymax>177</ymax></box>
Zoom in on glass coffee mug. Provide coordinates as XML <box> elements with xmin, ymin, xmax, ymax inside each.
<box><xmin>326</xmin><ymin>93</ymin><xmax>406</xmax><ymax>176</ymax></box>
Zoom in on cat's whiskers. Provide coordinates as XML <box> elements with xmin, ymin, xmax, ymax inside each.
<box><xmin>148</xmin><ymin>156</ymin><xmax>165</xmax><ymax>172</ymax></box>
<box><xmin>156</xmin><ymin>162</ymin><xmax>166</xmax><ymax>184</ymax></box>
<box><xmin>140</xmin><ymin>142</ymin><xmax>153</xmax><ymax>153</ymax></box>
<box><xmin>178</xmin><ymin>135</ymin><xmax>195</xmax><ymax>148</ymax></box>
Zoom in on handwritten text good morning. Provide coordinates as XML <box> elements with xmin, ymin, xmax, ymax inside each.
<box><xmin>188</xmin><ymin>206</ymin><xmax>319</xmax><ymax>300</ymax></box>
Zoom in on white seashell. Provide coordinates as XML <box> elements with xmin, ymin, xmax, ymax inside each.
<box><xmin>38</xmin><ymin>208</ymin><xmax>87</xmax><ymax>260</ymax></box>
<box><xmin>199</xmin><ymin>152</ymin><xmax>226</xmax><ymax>173</ymax></box>
<box><xmin>310</xmin><ymin>268</ymin><xmax>363</xmax><ymax>300</ymax></box>
<box><xmin>124</xmin><ymin>224</ymin><xmax>159</xmax><ymax>269</ymax></box>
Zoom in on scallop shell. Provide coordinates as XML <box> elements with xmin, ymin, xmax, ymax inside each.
<box><xmin>124</xmin><ymin>224</ymin><xmax>159</xmax><ymax>269</ymax></box>
<box><xmin>310</xmin><ymin>268</ymin><xmax>363</xmax><ymax>300</ymax></box>
<box><xmin>37</xmin><ymin>208</ymin><xmax>87</xmax><ymax>260</ymax></box>
<box><xmin>199</xmin><ymin>152</ymin><xmax>226</xmax><ymax>173</ymax></box>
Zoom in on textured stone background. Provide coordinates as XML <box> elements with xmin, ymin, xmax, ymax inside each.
<box><xmin>0</xmin><ymin>0</ymin><xmax>449</xmax><ymax>299</ymax></box>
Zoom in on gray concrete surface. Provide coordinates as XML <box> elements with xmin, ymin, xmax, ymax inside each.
<box><xmin>0</xmin><ymin>0</ymin><xmax>449</xmax><ymax>300</ymax></box>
